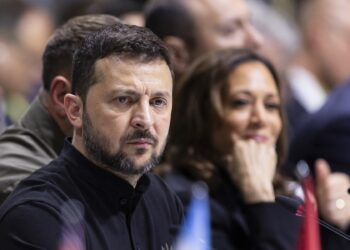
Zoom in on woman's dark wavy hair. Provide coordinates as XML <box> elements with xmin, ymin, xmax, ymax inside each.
<box><xmin>166</xmin><ymin>48</ymin><xmax>288</xmax><ymax>189</ymax></box>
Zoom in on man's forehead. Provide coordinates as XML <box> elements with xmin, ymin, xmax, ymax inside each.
<box><xmin>93</xmin><ymin>56</ymin><xmax>173</xmax><ymax>90</ymax></box>
<box><xmin>95</xmin><ymin>56</ymin><xmax>168</xmax><ymax>76</ymax></box>
<box><xmin>96</xmin><ymin>56</ymin><xmax>140</xmax><ymax>70</ymax></box>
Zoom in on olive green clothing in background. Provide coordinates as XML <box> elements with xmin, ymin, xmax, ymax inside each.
<box><xmin>0</xmin><ymin>97</ymin><xmax>64</xmax><ymax>203</ymax></box>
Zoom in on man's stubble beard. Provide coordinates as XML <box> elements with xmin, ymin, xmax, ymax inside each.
<box><xmin>82</xmin><ymin>111</ymin><xmax>165</xmax><ymax>175</ymax></box>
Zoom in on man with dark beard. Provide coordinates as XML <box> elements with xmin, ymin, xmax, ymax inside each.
<box><xmin>0</xmin><ymin>23</ymin><xmax>183</xmax><ymax>250</ymax></box>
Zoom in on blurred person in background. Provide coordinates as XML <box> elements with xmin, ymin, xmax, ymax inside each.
<box><xmin>0</xmin><ymin>14</ymin><xmax>121</xmax><ymax>203</ymax></box>
<box><xmin>287</xmin><ymin>80</ymin><xmax>350</xmax><ymax>248</ymax></box>
<box><xmin>161</xmin><ymin>48</ymin><xmax>301</xmax><ymax>249</ymax></box>
<box><xmin>145</xmin><ymin>0</ymin><xmax>264</xmax><ymax>82</ymax></box>
<box><xmin>51</xmin><ymin>0</ymin><xmax>95</xmax><ymax>25</ymax></box>
<box><xmin>248</xmin><ymin>0</ymin><xmax>299</xmax><ymax>83</ymax></box>
<box><xmin>88</xmin><ymin>0</ymin><xmax>147</xmax><ymax>26</ymax></box>
<box><xmin>284</xmin><ymin>0</ymin><xmax>350</xmax><ymax>135</ymax></box>
<box><xmin>0</xmin><ymin>0</ymin><xmax>55</xmax><ymax>121</ymax></box>
<box><xmin>284</xmin><ymin>0</ymin><xmax>350</xmax><ymax>247</ymax></box>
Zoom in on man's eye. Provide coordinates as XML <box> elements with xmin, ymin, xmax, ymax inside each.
<box><xmin>116</xmin><ymin>96</ymin><xmax>130</xmax><ymax>104</ymax></box>
<box><xmin>151</xmin><ymin>98</ymin><xmax>167</xmax><ymax>108</ymax></box>
<box><xmin>219</xmin><ymin>25</ymin><xmax>238</xmax><ymax>36</ymax></box>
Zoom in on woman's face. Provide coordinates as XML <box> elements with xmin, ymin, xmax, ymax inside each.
<box><xmin>212</xmin><ymin>61</ymin><xmax>282</xmax><ymax>154</ymax></box>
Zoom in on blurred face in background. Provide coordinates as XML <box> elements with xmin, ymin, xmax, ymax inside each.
<box><xmin>120</xmin><ymin>11</ymin><xmax>145</xmax><ymax>27</ymax></box>
<box><xmin>306</xmin><ymin>0</ymin><xmax>350</xmax><ymax>87</ymax></box>
<box><xmin>212</xmin><ymin>61</ymin><xmax>282</xmax><ymax>155</ymax></box>
<box><xmin>0</xmin><ymin>7</ymin><xmax>54</xmax><ymax>96</ymax></box>
<box><xmin>186</xmin><ymin>0</ymin><xmax>263</xmax><ymax>59</ymax></box>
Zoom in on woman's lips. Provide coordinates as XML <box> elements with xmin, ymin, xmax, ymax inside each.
<box><xmin>245</xmin><ymin>134</ymin><xmax>268</xmax><ymax>143</ymax></box>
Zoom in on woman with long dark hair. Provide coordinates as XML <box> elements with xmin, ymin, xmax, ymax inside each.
<box><xmin>163</xmin><ymin>48</ymin><xmax>300</xmax><ymax>249</ymax></box>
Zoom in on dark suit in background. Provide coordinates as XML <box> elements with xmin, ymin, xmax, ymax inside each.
<box><xmin>287</xmin><ymin>79</ymin><xmax>350</xmax><ymax>175</ymax></box>
<box><xmin>286</xmin><ymin>79</ymin><xmax>350</xmax><ymax>249</ymax></box>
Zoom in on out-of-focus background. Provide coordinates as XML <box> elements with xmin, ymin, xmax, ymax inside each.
<box><xmin>1</xmin><ymin>0</ymin><xmax>350</xmax><ymax>138</ymax></box>
<box><xmin>0</xmin><ymin>0</ymin><xmax>150</xmax><ymax>126</ymax></box>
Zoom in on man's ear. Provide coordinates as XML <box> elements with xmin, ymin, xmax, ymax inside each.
<box><xmin>64</xmin><ymin>93</ymin><xmax>83</xmax><ymax>129</ymax></box>
<box><xmin>50</xmin><ymin>76</ymin><xmax>71</xmax><ymax>117</ymax></box>
<box><xmin>163</xmin><ymin>36</ymin><xmax>190</xmax><ymax>76</ymax></box>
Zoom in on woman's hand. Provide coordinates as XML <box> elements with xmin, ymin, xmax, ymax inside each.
<box><xmin>227</xmin><ymin>138</ymin><xmax>277</xmax><ymax>203</ymax></box>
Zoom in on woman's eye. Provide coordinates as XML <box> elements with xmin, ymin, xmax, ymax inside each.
<box><xmin>230</xmin><ymin>99</ymin><xmax>250</xmax><ymax>108</ymax></box>
<box><xmin>265</xmin><ymin>102</ymin><xmax>280</xmax><ymax>111</ymax></box>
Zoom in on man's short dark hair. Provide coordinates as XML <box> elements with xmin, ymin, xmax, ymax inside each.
<box><xmin>42</xmin><ymin>14</ymin><xmax>121</xmax><ymax>91</ymax></box>
<box><xmin>145</xmin><ymin>0</ymin><xmax>196</xmax><ymax>48</ymax></box>
<box><xmin>72</xmin><ymin>23</ymin><xmax>172</xmax><ymax>102</ymax></box>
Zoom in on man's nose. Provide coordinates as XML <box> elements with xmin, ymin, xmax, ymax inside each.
<box><xmin>131</xmin><ymin>101</ymin><xmax>154</xmax><ymax>130</ymax></box>
<box><xmin>244</xmin><ymin>24</ymin><xmax>264</xmax><ymax>50</ymax></box>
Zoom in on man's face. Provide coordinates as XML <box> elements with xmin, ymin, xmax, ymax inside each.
<box><xmin>82</xmin><ymin>57</ymin><xmax>173</xmax><ymax>175</ymax></box>
<box><xmin>187</xmin><ymin>0</ymin><xmax>263</xmax><ymax>58</ymax></box>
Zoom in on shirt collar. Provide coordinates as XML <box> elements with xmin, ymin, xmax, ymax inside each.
<box><xmin>287</xmin><ymin>66</ymin><xmax>327</xmax><ymax>113</ymax></box>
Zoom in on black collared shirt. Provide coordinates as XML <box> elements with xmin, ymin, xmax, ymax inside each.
<box><xmin>0</xmin><ymin>140</ymin><xmax>183</xmax><ymax>250</ymax></box>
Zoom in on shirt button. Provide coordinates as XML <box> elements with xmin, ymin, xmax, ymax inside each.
<box><xmin>119</xmin><ymin>198</ymin><xmax>128</xmax><ymax>206</ymax></box>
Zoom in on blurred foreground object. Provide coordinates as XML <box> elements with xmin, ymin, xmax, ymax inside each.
<box><xmin>174</xmin><ymin>182</ymin><xmax>211</xmax><ymax>250</ymax></box>
<box><xmin>295</xmin><ymin>161</ymin><xmax>321</xmax><ymax>250</ymax></box>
